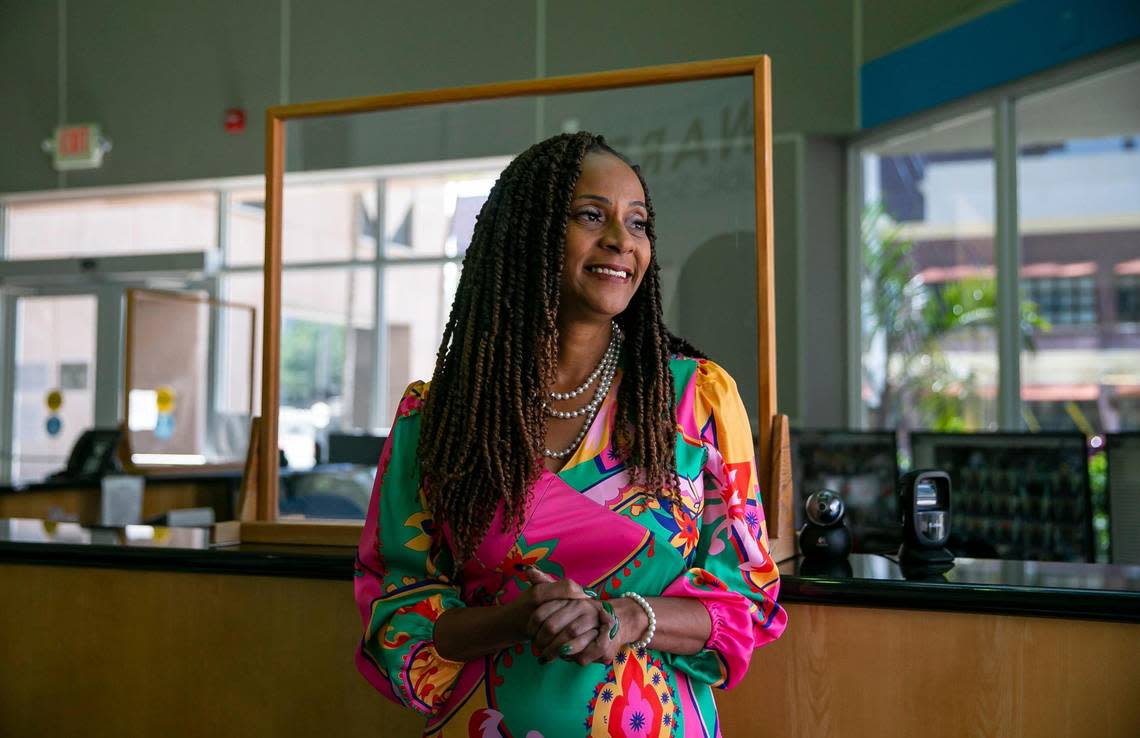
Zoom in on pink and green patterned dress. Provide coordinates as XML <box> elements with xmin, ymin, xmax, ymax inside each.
<box><xmin>354</xmin><ymin>357</ymin><xmax>787</xmax><ymax>737</ymax></box>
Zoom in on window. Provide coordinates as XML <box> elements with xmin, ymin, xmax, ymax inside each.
<box><xmin>1017</xmin><ymin>61</ymin><xmax>1140</xmax><ymax>434</ymax></box>
<box><xmin>1118</xmin><ymin>273</ymin><xmax>1140</xmax><ymax>323</ymax></box>
<box><xmin>227</xmin><ymin>182</ymin><xmax>378</xmax><ymax>266</ymax></box>
<box><xmin>1024</xmin><ymin>275</ymin><xmax>1097</xmax><ymax>326</ymax></box>
<box><xmin>860</xmin><ymin>109</ymin><xmax>998</xmax><ymax>433</ymax></box>
<box><xmin>6</xmin><ymin>191</ymin><xmax>217</xmax><ymax>259</ymax></box>
<box><xmin>855</xmin><ymin>54</ymin><xmax>1140</xmax><ymax>562</ymax></box>
<box><xmin>855</xmin><ymin>56</ymin><xmax>1140</xmax><ymax>437</ymax></box>
<box><xmin>382</xmin><ymin>174</ymin><xmax>496</xmax><ymax>259</ymax></box>
<box><xmin>381</xmin><ymin>263</ymin><xmax>460</xmax><ymax>420</ymax></box>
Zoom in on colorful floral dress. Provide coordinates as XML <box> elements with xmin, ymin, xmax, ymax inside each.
<box><xmin>355</xmin><ymin>357</ymin><xmax>787</xmax><ymax>737</ymax></box>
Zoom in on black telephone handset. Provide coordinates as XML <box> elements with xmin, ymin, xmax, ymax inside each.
<box><xmin>47</xmin><ymin>428</ymin><xmax>123</xmax><ymax>482</ymax></box>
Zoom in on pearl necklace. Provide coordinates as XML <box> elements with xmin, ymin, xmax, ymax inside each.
<box><xmin>548</xmin><ymin>323</ymin><xmax>622</xmax><ymax>401</ymax></box>
<box><xmin>542</xmin><ymin>324</ymin><xmax>623</xmax><ymax>459</ymax></box>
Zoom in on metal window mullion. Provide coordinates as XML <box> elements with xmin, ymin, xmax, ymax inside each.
<box><xmin>207</xmin><ymin>190</ymin><xmax>229</xmax><ymax>432</ymax></box>
<box><xmin>220</xmin><ymin>253</ymin><xmax>460</xmax><ymax>277</ymax></box>
<box><xmin>0</xmin><ymin>203</ymin><xmax>8</xmax><ymax>259</ymax></box>
<box><xmin>375</xmin><ymin>250</ymin><xmax>464</xmax><ymax>268</ymax></box>
<box><xmin>995</xmin><ymin>97</ymin><xmax>1022</xmax><ymax>431</ymax></box>
<box><xmin>0</xmin><ymin>294</ymin><xmax>16</xmax><ymax>483</ymax></box>
<box><xmin>371</xmin><ymin>179</ymin><xmax>388</xmax><ymax>428</ymax></box>
<box><xmin>845</xmin><ymin>143</ymin><xmax>865</xmax><ymax>428</ymax></box>
<box><xmin>0</xmin><ymin>207</ymin><xmax>8</xmax><ymax>480</ymax></box>
<box><xmin>93</xmin><ymin>284</ymin><xmax>124</xmax><ymax>429</ymax></box>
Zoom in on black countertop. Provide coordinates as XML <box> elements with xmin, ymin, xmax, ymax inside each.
<box><xmin>2</xmin><ymin>519</ymin><xmax>1137</xmax><ymax>622</ymax></box>
<box><xmin>778</xmin><ymin>553</ymin><xmax>1140</xmax><ymax>622</ymax></box>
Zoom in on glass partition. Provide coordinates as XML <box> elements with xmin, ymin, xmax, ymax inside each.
<box><xmin>257</xmin><ymin>60</ymin><xmax>779</xmax><ymax>527</ymax></box>
<box><xmin>282</xmin><ymin>75</ymin><xmax>760</xmax><ymax>427</ymax></box>
<box><xmin>271</xmin><ymin>76</ymin><xmax>762</xmax><ymax>519</ymax></box>
<box><xmin>124</xmin><ymin>289</ymin><xmax>255</xmax><ymax>469</ymax></box>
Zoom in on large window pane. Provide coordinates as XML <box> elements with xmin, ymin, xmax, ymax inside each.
<box><xmin>222</xmin><ymin>267</ymin><xmax>374</xmax><ymax>471</ymax></box>
<box><xmin>7</xmin><ymin>192</ymin><xmax>216</xmax><ymax>260</ymax></box>
<box><xmin>861</xmin><ymin>109</ymin><xmax>997</xmax><ymax>433</ymax></box>
<box><xmin>381</xmin><ymin>263</ymin><xmax>459</xmax><ymax>421</ymax></box>
<box><xmin>227</xmin><ymin>182</ymin><xmax>378</xmax><ymax>266</ymax></box>
<box><xmin>1016</xmin><ymin>61</ymin><xmax>1140</xmax><ymax>435</ymax></box>
<box><xmin>382</xmin><ymin>172</ymin><xmax>501</xmax><ymax>259</ymax></box>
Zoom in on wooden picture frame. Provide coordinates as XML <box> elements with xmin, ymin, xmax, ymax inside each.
<box><xmin>256</xmin><ymin>56</ymin><xmax>793</xmax><ymax>555</ymax></box>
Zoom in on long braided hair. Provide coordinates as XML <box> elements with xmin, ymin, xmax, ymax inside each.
<box><xmin>418</xmin><ymin>132</ymin><xmax>704</xmax><ymax>566</ymax></box>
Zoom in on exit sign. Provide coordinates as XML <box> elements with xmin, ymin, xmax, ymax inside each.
<box><xmin>49</xmin><ymin>123</ymin><xmax>108</xmax><ymax>170</ymax></box>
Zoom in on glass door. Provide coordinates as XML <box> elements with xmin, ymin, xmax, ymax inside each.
<box><xmin>2</xmin><ymin>293</ymin><xmax>99</xmax><ymax>483</ymax></box>
<box><xmin>1</xmin><ymin>278</ymin><xmax>210</xmax><ymax>485</ymax></box>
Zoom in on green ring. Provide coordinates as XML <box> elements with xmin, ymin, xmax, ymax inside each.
<box><xmin>601</xmin><ymin>601</ymin><xmax>620</xmax><ymax>640</ymax></box>
<box><xmin>560</xmin><ymin>644</ymin><xmax>572</xmax><ymax>656</ymax></box>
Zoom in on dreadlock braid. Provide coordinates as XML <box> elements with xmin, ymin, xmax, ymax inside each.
<box><xmin>418</xmin><ymin>132</ymin><xmax>704</xmax><ymax>566</ymax></box>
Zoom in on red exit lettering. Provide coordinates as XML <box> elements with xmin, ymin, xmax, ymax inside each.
<box><xmin>59</xmin><ymin>126</ymin><xmax>90</xmax><ymax>157</ymax></box>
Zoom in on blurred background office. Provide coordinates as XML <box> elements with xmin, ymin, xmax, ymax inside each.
<box><xmin>0</xmin><ymin>0</ymin><xmax>1138</xmax><ymax>558</ymax></box>
<box><xmin>2</xmin><ymin>4</ymin><xmax>1139</xmax><ymax>738</ymax></box>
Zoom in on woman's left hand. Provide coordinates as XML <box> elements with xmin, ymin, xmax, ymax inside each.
<box><xmin>561</xmin><ymin>597</ymin><xmax>646</xmax><ymax>666</ymax></box>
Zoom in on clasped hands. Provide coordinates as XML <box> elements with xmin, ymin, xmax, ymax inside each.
<box><xmin>507</xmin><ymin>566</ymin><xmax>646</xmax><ymax>666</ymax></box>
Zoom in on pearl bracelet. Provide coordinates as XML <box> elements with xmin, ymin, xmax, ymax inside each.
<box><xmin>620</xmin><ymin>592</ymin><xmax>656</xmax><ymax>650</ymax></box>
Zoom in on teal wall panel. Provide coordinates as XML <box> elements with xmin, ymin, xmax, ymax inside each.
<box><xmin>862</xmin><ymin>0</ymin><xmax>1140</xmax><ymax>128</ymax></box>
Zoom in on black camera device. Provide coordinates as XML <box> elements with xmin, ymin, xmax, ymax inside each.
<box><xmin>898</xmin><ymin>469</ymin><xmax>954</xmax><ymax>573</ymax></box>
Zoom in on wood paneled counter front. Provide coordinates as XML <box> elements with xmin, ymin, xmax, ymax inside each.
<box><xmin>1</xmin><ymin>529</ymin><xmax>1137</xmax><ymax>738</ymax></box>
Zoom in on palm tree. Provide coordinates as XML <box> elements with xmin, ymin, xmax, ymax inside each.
<box><xmin>861</xmin><ymin>204</ymin><xmax>1048</xmax><ymax>432</ymax></box>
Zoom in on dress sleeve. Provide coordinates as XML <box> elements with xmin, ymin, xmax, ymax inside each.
<box><xmin>354</xmin><ymin>381</ymin><xmax>467</xmax><ymax>717</ymax></box>
<box><xmin>659</xmin><ymin>360</ymin><xmax>788</xmax><ymax>689</ymax></box>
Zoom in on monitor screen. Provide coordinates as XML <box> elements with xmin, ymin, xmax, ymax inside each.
<box><xmin>911</xmin><ymin>432</ymin><xmax>1092</xmax><ymax>562</ymax></box>
<box><xmin>790</xmin><ymin>429</ymin><xmax>900</xmax><ymax>553</ymax></box>
<box><xmin>1106</xmin><ymin>433</ymin><xmax>1140</xmax><ymax>565</ymax></box>
<box><xmin>327</xmin><ymin>432</ymin><xmax>388</xmax><ymax>467</ymax></box>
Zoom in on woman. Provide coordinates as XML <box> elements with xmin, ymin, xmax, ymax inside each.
<box><xmin>354</xmin><ymin>132</ymin><xmax>786</xmax><ymax>737</ymax></box>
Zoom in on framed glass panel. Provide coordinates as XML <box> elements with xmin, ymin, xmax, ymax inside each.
<box><xmin>124</xmin><ymin>289</ymin><xmax>255</xmax><ymax>469</ymax></box>
<box><xmin>282</xmin><ymin>76</ymin><xmax>762</xmax><ymax>424</ymax></box>
<box><xmin>255</xmin><ymin>59</ymin><xmax>782</xmax><ymax>537</ymax></box>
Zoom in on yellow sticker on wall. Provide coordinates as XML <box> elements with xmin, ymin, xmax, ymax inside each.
<box><xmin>46</xmin><ymin>389</ymin><xmax>63</xmax><ymax>412</ymax></box>
<box><xmin>155</xmin><ymin>386</ymin><xmax>175</xmax><ymax>414</ymax></box>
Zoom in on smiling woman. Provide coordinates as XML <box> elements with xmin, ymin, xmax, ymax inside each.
<box><xmin>353</xmin><ymin>132</ymin><xmax>786</xmax><ymax>737</ymax></box>
<box><xmin>559</xmin><ymin>150</ymin><xmax>652</xmax><ymax>323</ymax></box>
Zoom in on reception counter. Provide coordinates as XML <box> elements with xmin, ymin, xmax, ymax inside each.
<box><xmin>0</xmin><ymin>471</ymin><xmax>241</xmax><ymax>525</ymax></box>
<box><xmin>2</xmin><ymin>520</ymin><xmax>1137</xmax><ymax>737</ymax></box>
